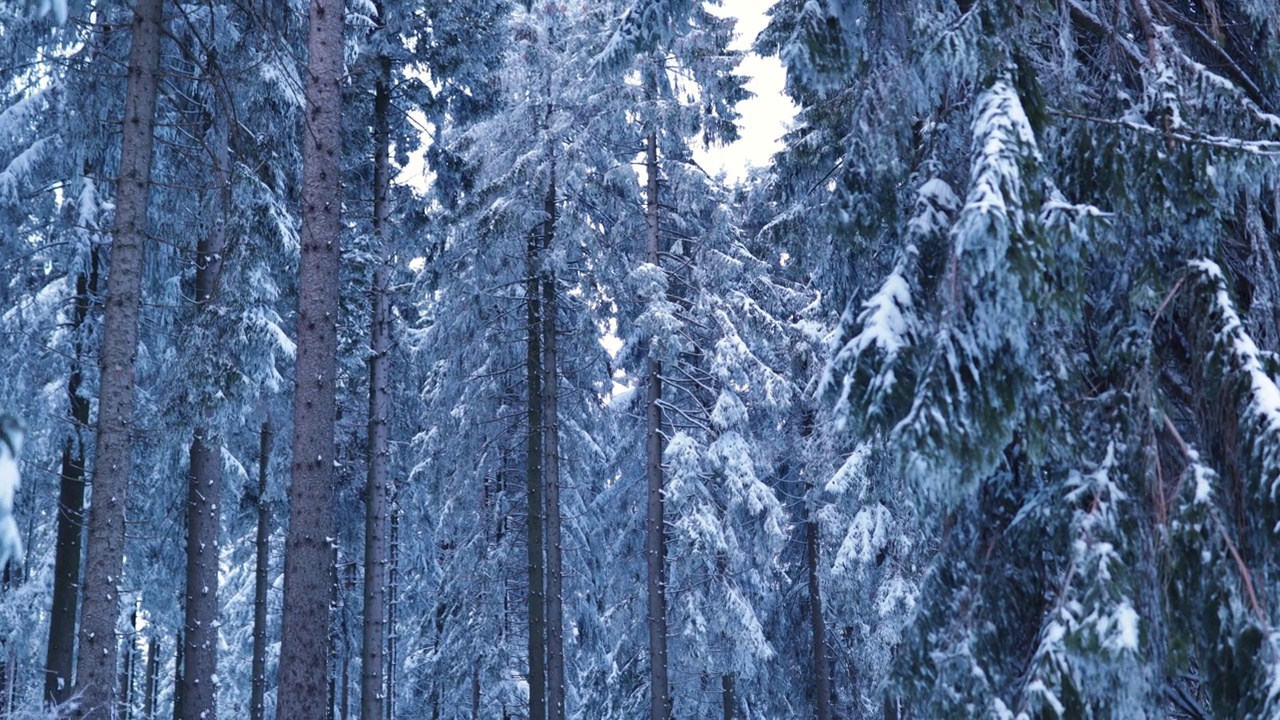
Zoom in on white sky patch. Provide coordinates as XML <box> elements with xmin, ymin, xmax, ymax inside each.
<box><xmin>695</xmin><ymin>0</ymin><xmax>796</xmax><ymax>184</ymax></box>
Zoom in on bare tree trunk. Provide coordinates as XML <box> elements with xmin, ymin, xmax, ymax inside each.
<box><xmin>360</xmin><ymin>21</ymin><xmax>392</xmax><ymax>720</ymax></box>
<box><xmin>525</xmin><ymin>219</ymin><xmax>546</xmax><ymax>720</ymax></box>
<box><xmin>251</xmin><ymin>422</ymin><xmax>272</xmax><ymax>720</ymax></box>
<box><xmin>807</xmin><ymin>502</ymin><xmax>832</xmax><ymax>720</ymax></box>
<box><xmin>45</xmin><ymin>250</ymin><xmax>98</xmax><ymax>708</ymax></box>
<box><xmin>143</xmin><ymin>638</ymin><xmax>158</xmax><ymax>719</ymax></box>
<box><xmin>73</xmin><ymin>1</ymin><xmax>163</xmax><ymax>715</ymax></box>
<box><xmin>542</xmin><ymin>177</ymin><xmax>564</xmax><ymax>720</ymax></box>
<box><xmin>340</xmin><ymin>653</ymin><xmax>350</xmax><ymax>720</ymax></box>
<box><xmin>722</xmin><ymin>674</ymin><xmax>736</xmax><ymax>720</ymax></box>
<box><xmin>802</xmin><ymin>410</ymin><xmax>831</xmax><ymax>720</ymax></box>
<box><xmin>183</xmin><ymin>433</ymin><xmax>220</xmax><ymax>720</ymax></box>
<box><xmin>172</xmin><ymin>632</ymin><xmax>183</xmax><ymax>720</ymax></box>
<box><xmin>644</xmin><ymin>131</ymin><xmax>670</xmax><ymax>720</ymax></box>
<box><xmin>471</xmin><ymin>662</ymin><xmax>480</xmax><ymax>720</ymax></box>
<box><xmin>182</xmin><ymin>46</ymin><xmax>230</xmax><ymax>720</ymax></box>
<box><xmin>118</xmin><ymin>611</ymin><xmax>137</xmax><ymax>720</ymax></box>
<box><xmin>384</xmin><ymin>506</ymin><xmax>398</xmax><ymax>720</ymax></box>
<box><xmin>277</xmin><ymin>0</ymin><xmax>343</xmax><ymax>717</ymax></box>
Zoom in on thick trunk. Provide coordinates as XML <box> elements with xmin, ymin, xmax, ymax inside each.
<box><xmin>525</xmin><ymin>223</ymin><xmax>546</xmax><ymax>720</ymax></box>
<box><xmin>277</xmin><ymin>0</ymin><xmax>343</xmax><ymax>717</ymax></box>
<box><xmin>542</xmin><ymin>178</ymin><xmax>564</xmax><ymax>720</ymax></box>
<box><xmin>360</xmin><ymin>32</ymin><xmax>392</xmax><ymax>720</ymax></box>
<box><xmin>250</xmin><ymin>423</ymin><xmax>272</xmax><ymax>720</ymax></box>
<box><xmin>73</xmin><ymin>1</ymin><xmax>163</xmax><ymax>716</ymax></box>
<box><xmin>644</xmin><ymin>131</ymin><xmax>670</xmax><ymax>720</ymax></box>
<box><xmin>45</xmin><ymin>252</ymin><xmax>97</xmax><ymax>708</ymax></box>
<box><xmin>182</xmin><ymin>50</ymin><xmax>230</xmax><ymax>720</ymax></box>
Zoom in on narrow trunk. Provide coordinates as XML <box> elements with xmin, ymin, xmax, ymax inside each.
<box><xmin>471</xmin><ymin>661</ymin><xmax>481</xmax><ymax>720</ymax></box>
<box><xmin>73</xmin><ymin>1</ymin><xmax>163</xmax><ymax>715</ymax></box>
<box><xmin>277</xmin><ymin>0</ymin><xmax>343</xmax><ymax>717</ymax></box>
<box><xmin>807</xmin><ymin>495</ymin><xmax>831</xmax><ymax>720</ymax></box>
<box><xmin>525</xmin><ymin>221</ymin><xmax>546</xmax><ymax>720</ymax></box>
<box><xmin>542</xmin><ymin>178</ymin><xmax>564</xmax><ymax>720</ymax></box>
<box><xmin>118</xmin><ymin>613</ymin><xmax>136</xmax><ymax>720</ymax></box>
<box><xmin>384</xmin><ymin>506</ymin><xmax>398</xmax><ymax>720</ymax></box>
<box><xmin>143</xmin><ymin>638</ymin><xmax>158</xmax><ymax>719</ymax></box>
<box><xmin>360</xmin><ymin>28</ymin><xmax>392</xmax><ymax>720</ymax></box>
<box><xmin>250</xmin><ymin>423</ymin><xmax>272</xmax><ymax>720</ymax></box>
<box><xmin>644</xmin><ymin>131</ymin><xmax>670</xmax><ymax>720</ymax></box>
<box><xmin>183</xmin><ymin>434</ymin><xmax>220</xmax><ymax>720</ymax></box>
<box><xmin>172</xmin><ymin>632</ymin><xmax>183</xmax><ymax>720</ymax></box>
<box><xmin>45</xmin><ymin>251</ymin><xmax>98</xmax><ymax>708</ymax></box>
<box><xmin>721</xmin><ymin>674</ymin><xmax>736</xmax><ymax>720</ymax></box>
<box><xmin>340</xmin><ymin>655</ymin><xmax>350</xmax><ymax>720</ymax></box>
<box><xmin>182</xmin><ymin>48</ymin><xmax>230</xmax><ymax>720</ymax></box>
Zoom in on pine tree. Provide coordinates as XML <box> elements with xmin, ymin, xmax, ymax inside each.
<box><xmin>277</xmin><ymin>0</ymin><xmax>344</xmax><ymax>717</ymax></box>
<box><xmin>73</xmin><ymin>1</ymin><xmax>164</xmax><ymax>715</ymax></box>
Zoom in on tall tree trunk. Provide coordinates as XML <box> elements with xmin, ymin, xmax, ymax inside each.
<box><xmin>525</xmin><ymin>219</ymin><xmax>546</xmax><ymax>720</ymax></box>
<box><xmin>644</xmin><ymin>131</ymin><xmax>670</xmax><ymax>720</ymax></box>
<box><xmin>542</xmin><ymin>178</ymin><xmax>564</xmax><ymax>720</ymax></box>
<box><xmin>361</xmin><ymin>23</ymin><xmax>392</xmax><ymax>720</ymax></box>
<box><xmin>807</xmin><ymin>499</ymin><xmax>831</xmax><ymax>720</ymax></box>
<box><xmin>251</xmin><ymin>422</ymin><xmax>272</xmax><ymax>720</ymax></box>
<box><xmin>118</xmin><ymin>611</ymin><xmax>136</xmax><ymax>720</ymax></box>
<box><xmin>183</xmin><ymin>432</ymin><xmax>219</xmax><ymax>720</ymax></box>
<box><xmin>471</xmin><ymin>661</ymin><xmax>480</xmax><ymax>720</ymax></box>
<box><xmin>384</xmin><ymin>505</ymin><xmax>398</xmax><ymax>720</ymax></box>
<box><xmin>803</xmin><ymin>411</ymin><xmax>831</xmax><ymax>720</ymax></box>
<box><xmin>182</xmin><ymin>47</ymin><xmax>230</xmax><ymax>720</ymax></box>
<box><xmin>277</xmin><ymin>0</ymin><xmax>343</xmax><ymax>717</ymax></box>
<box><xmin>721</xmin><ymin>674</ymin><xmax>736</xmax><ymax>720</ymax></box>
<box><xmin>73</xmin><ymin>1</ymin><xmax>163</xmax><ymax>715</ymax></box>
<box><xmin>143</xmin><ymin>637</ymin><xmax>158</xmax><ymax>720</ymax></box>
<box><xmin>45</xmin><ymin>250</ymin><xmax>98</xmax><ymax>707</ymax></box>
<box><xmin>172</xmin><ymin>632</ymin><xmax>183</xmax><ymax>720</ymax></box>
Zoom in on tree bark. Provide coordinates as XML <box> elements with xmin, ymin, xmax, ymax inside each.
<box><xmin>644</xmin><ymin>131</ymin><xmax>670</xmax><ymax>720</ymax></box>
<box><xmin>803</xmin><ymin>410</ymin><xmax>831</xmax><ymax>720</ymax></box>
<box><xmin>360</xmin><ymin>22</ymin><xmax>392</xmax><ymax>720</ymax></box>
<box><xmin>183</xmin><ymin>433</ymin><xmax>220</xmax><ymax>720</ymax></box>
<box><xmin>384</xmin><ymin>506</ymin><xmax>398</xmax><ymax>720</ymax></box>
<box><xmin>541</xmin><ymin>177</ymin><xmax>564</xmax><ymax>720</ymax></box>
<box><xmin>525</xmin><ymin>217</ymin><xmax>546</xmax><ymax>720</ymax></box>
<box><xmin>172</xmin><ymin>632</ymin><xmax>183</xmax><ymax>720</ymax></box>
<box><xmin>807</xmin><ymin>500</ymin><xmax>832</xmax><ymax>720</ymax></box>
<box><xmin>251</xmin><ymin>422</ymin><xmax>272</xmax><ymax>720</ymax></box>
<box><xmin>721</xmin><ymin>674</ymin><xmax>736</xmax><ymax>720</ymax></box>
<box><xmin>182</xmin><ymin>77</ymin><xmax>228</xmax><ymax>719</ymax></box>
<box><xmin>45</xmin><ymin>250</ymin><xmax>98</xmax><ymax>708</ymax></box>
<box><xmin>73</xmin><ymin>1</ymin><xmax>163</xmax><ymax>715</ymax></box>
<box><xmin>143</xmin><ymin>638</ymin><xmax>158</xmax><ymax>720</ymax></box>
<box><xmin>277</xmin><ymin>0</ymin><xmax>343</xmax><ymax>717</ymax></box>
<box><xmin>118</xmin><ymin>611</ymin><xmax>136</xmax><ymax>720</ymax></box>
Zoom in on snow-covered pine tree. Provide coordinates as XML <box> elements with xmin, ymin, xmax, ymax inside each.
<box><xmin>782</xmin><ymin>0</ymin><xmax>1280</xmax><ymax>717</ymax></box>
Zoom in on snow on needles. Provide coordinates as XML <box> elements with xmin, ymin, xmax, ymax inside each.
<box><xmin>1192</xmin><ymin>258</ymin><xmax>1280</xmax><ymax>512</ymax></box>
<box><xmin>0</xmin><ymin>417</ymin><xmax>23</xmax><ymax>570</ymax></box>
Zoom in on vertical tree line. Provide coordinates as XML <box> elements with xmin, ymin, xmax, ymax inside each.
<box><xmin>1</xmin><ymin>1</ymin><xmax>1279</xmax><ymax>720</ymax></box>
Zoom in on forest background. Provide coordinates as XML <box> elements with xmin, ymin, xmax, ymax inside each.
<box><xmin>1</xmin><ymin>0</ymin><xmax>1280</xmax><ymax>719</ymax></box>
